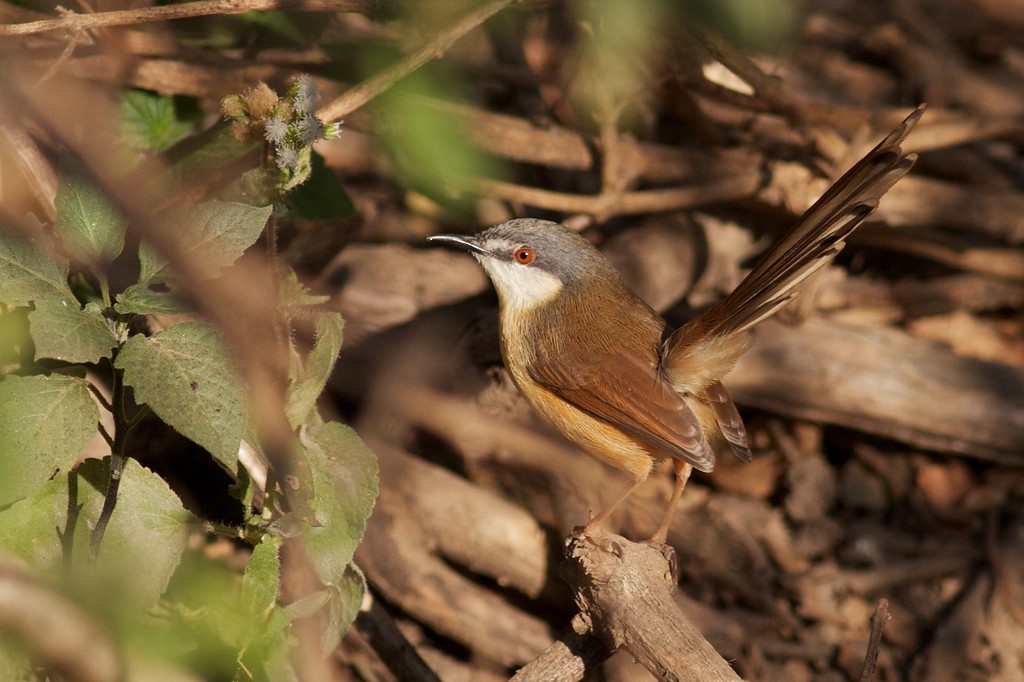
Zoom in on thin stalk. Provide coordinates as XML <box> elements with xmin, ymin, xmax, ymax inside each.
<box><xmin>98</xmin><ymin>275</ymin><xmax>112</xmax><ymax>309</ymax></box>
<box><xmin>89</xmin><ymin>366</ymin><xmax>129</xmax><ymax>560</ymax></box>
<box><xmin>58</xmin><ymin>471</ymin><xmax>81</xmax><ymax>579</ymax></box>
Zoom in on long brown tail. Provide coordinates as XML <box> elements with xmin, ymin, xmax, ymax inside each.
<box><xmin>667</xmin><ymin>107</ymin><xmax>922</xmax><ymax>355</ymax></box>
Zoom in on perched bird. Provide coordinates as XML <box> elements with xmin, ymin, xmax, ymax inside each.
<box><xmin>430</xmin><ymin>108</ymin><xmax>921</xmax><ymax>543</ymax></box>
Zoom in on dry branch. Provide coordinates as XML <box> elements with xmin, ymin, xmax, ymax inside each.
<box><xmin>556</xmin><ymin>529</ymin><xmax>741</xmax><ymax>681</ymax></box>
<box><xmin>0</xmin><ymin>0</ymin><xmax>371</xmax><ymax>36</ymax></box>
<box><xmin>729</xmin><ymin>318</ymin><xmax>1024</xmax><ymax>464</ymax></box>
<box><xmin>352</xmin><ymin>593</ymin><xmax>441</xmax><ymax>682</ymax></box>
<box><xmin>510</xmin><ymin>623</ymin><xmax>609</xmax><ymax>681</ymax></box>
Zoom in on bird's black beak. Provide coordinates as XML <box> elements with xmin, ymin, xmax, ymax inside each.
<box><xmin>427</xmin><ymin>233</ymin><xmax>491</xmax><ymax>257</ymax></box>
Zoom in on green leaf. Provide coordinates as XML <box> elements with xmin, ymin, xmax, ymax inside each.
<box><xmin>285</xmin><ymin>312</ymin><xmax>344</xmax><ymax>429</ymax></box>
<box><xmin>0</xmin><ymin>231</ymin><xmax>74</xmax><ymax>306</ymax></box>
<box><xmin>140</xmin><ymin>200</ymin><xmax>272</xmax><ymax>285</ymax></box>
<box><xmin>281</xmin><ymin>269</ymin><xmax>330</xmax><ymax>308</ymax></box>
<box><xmin>0</xmin><ymin>374</ymin><xmax>98</xmax><ymax>507</ymax></box>
<box><xmin>241</xmin><ymin>536</ymin><xmax>281</xmax><ymax>618</ymax></box>
<box><xmin>137</xmin><ymin>242</ymin><xmax>166</xmax><ymax>288</ymax></box>
<box><xmin>120</xmin><ymin>89</ymin><xmax>193</xmax><ymax>153</ymax></box>
<box><xmin>54</xmin><ymin>157</ymin><xmax>126</xmax><ymax>264</ymax></box>
<box><xmin>284</xmin><ymin>152</ymin><xmax>354</xmax><ymax>220</ymax></box>
<box><xmin>237</xmin><ymin>537</ymin><xmax>301</xmax><ymax>678</ymax></box>
<box><xmin>115</xmin><ymin>321</ymin><xmax>245</xmax><ymax>471</ymax></box>
<box><xmin>0</xmin><ymin>307</ymin><xmax>32</xmax><ymax>368</ymax></box>
<box><xmin>298</xmin><ymin>422</ymin><xmax>378</xmax><ymax>586</ymax></box>
<box><xmin>165</xmin><ymin>123</ymin><xmax>258</xmax><ymax>191</ymax></box>
<box><xmin>0</xmin><ymin>473</ymin><xmax>69</xmax><ymax>568</ymax></box>
<box><xmin>76</xmin><ymin>458</ymin><xmax>194</xmax><ymax>610</ymax></box>
<box><xmin>321</xmin><ymin>565</ymin><xmax>366</xmax><ymax>655</ymax></box>
<box><xmin>241</xmin><ymin>603</ymin><xmax>298</xmax><ymax>682</ymax></box>
<box><xmin>114</xmin><ymin>283</ymin><xmax>189</xmax><ymax>316</ymax></box>
<box><xmin>29</xmin><ymin>300</ymin><xmax>116</xmax><ymax>363</ymax></box>
<box><xmin>374</xmin><ymin>67</ymin><xmax>503</xmax><ymax>212</ymax></box>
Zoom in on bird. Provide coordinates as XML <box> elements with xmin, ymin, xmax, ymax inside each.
<box><xmin>429</xmin><ymin>108</ymin><xmax>921</xmax><ymax>543</ymax></box>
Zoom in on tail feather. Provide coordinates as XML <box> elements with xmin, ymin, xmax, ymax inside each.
<box><xmin>666</xmin><ymin>107</ymin><xmax>922</xmax><ymax>358</ymax></box>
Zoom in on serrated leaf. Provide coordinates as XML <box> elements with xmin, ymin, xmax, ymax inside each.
<box><xmin>244</xmin><ymin>605</ymin><xmax>298</xmax><ymax>682</ymax></box>
<box><xmin>76</xmin><ymin>457</ymin><xmax>193</xmax><ymax>609</ymax></box>
<box><xmin>298</xmin><ymin>422</ymin><xmax>378</xmax><ymax>586</ymax></box>
<box><xmin>29</xmin><ymin>299</ymin><xmax>116</xmax><ymax>363</ymax></box>
<box><xmin>165</xmin><ymin>123</ymin><xmax>258</xmax><ymax>190</ymax></box>
<box><xmin>0</xmin><ymin>374</ymin><xmax>98</xmax><ymax>507</ymax></box>
<box><xmin>54</xmin><ymin>158</ymin><xmax>126</xmax><ymax>263</ymax></box>
<box><xmin>140</xmin><ymin>200</ymin><xmax>272</xmax><ymax>285</ymax></box>
<box><xmin>115</xmin><ymin>321</ymin><xmax>245</xmax><ymax>471</ymax></box>
<box><xmin>0</xmin><ymin>458</ymin><xmax>192</xmax><ymax>613</ymax></box>
<box><xmin>286</xmin><ymin>312</ymin><xmax>344</xmax><ymax>429</ymax></box>
<box><xmin>321</xmin><ymin>565</ymin><xmax>365</xmax><ymax>655</ymax></box>
<box><xmin>241</xmin><ymin>536</ymin><xmax>280</xmax><ymax>618</ymax></box>
<box><xmin>235</xmin><ymin>536</ymin><xmax>301</xmax><ymax>679</ymax></box>
<box><xmin>120</xmin><ymin>89</ymin><xmax>193</xmax><ymax>153</ymax></box>
<box><xmin>114</xmin><ymin>283</ymin><xmax>189</xmax><ymax>316</ymax></box>
<box><xmin>0</xmin><ymin>472</ymin><xmax>69</xmax><ymax>568</ymax></box>
<box><xmin>280</xmin><ymin>269</ymin><xmax>330</xmax><ymax>308</ymax></box>
<box><xmin>0</xmin><ymin>231</ymin><xmax>74</xmax><ymax>306</ymax></box>
<box><xmin>137</xmin><ymin>242</ymin><xmax>166</xmax><ymax>288</ymax></box>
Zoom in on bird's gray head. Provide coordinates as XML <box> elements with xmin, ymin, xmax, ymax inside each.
<box><xmin>429</xmin><ymin>219</ymin><xmax>608</xmax><ymax>312</ymax></box>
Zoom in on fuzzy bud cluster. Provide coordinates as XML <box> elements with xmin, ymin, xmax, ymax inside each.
<box><xmin>220</xmin><ymin>75</ymin><xmax>342</xmax><ymax>191</ymax></box>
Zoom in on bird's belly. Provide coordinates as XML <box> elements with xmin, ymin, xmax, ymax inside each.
<box><xmin>501</xmin><ymin>353</ymin><xmax>657</xmax><ymax>481</ymax></box>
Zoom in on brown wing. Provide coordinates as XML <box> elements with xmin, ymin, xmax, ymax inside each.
<box><xmin>528</xmin><ymin>347</ymin><xmax>717</xmax><ymax>472</ymax></box>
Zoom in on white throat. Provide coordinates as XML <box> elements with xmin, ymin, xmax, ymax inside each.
<box><xmin>476</xmin><ymin>256</ymin><xmax>563</xmax><ymax>314</ymax></box>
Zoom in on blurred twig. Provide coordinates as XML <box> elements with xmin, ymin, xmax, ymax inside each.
<box><xmin>315</xmin><ymin>0</ymin><xmax>516</xmax><ymax>124</ymax></box>
<box><xmin>0</xmin><ymin>557</ymin><xmax>122</xmax><ymax>682</ymax></box>
<box><xmin>0</xmin><ymin>0</ymin><xmax>372</xmax><ymax>36</ymax></box>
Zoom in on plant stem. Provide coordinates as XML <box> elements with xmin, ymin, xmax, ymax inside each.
<box><xmin>89</xmin><ymin>366</ymin><xmax>129</xmax><ymax>560</ymax></box>
<box><xmin>87</xmin><ymin>382</ymin><xmax>114</xmax><ymax>412</ymax></box>
<box><xmin>98</xmin><ymin>275</ymin><xmax>112</xmax><ymax>309</ymax></box>
<box><xmin>58</xmin><ymin>471</ymin><xmax>81</xmax><ymax>579</ymax></box>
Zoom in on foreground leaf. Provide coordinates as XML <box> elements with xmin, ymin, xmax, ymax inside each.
<box><xmin>54</xmin><ymin>158</ymin><xmax>126</xmax><ymax>264</ymax></box>
<box><xmin>237</xmin><ymin>537</ymin><xmax>300</xmax><ymax>679</ymax></box>
<box><xmin>120</xmin><ymin>89</ymin><xmax>195</xmax><ymax>153</ymax></box>
<box><xmin>29</xmin><ymin>300</ymin><xmax>116</xmax><ymax>363</ymax></box>
<box><xmin>116</xmin><ymin>321</ymin><xmax>245</xmax><ymax>470</ymax></box>
<box><xmin>77</xmin><ymin>458</ymin><xmax>194</xmax><ymax>610</ymax></box>
<box><xmin>321</xmin><ymin>565</ymin><xmax>366</xmax><ymax>656</ymax></box>
<box><xmin>0</xmin><ymin>231</ymin><xmax>73</xmax><ymax>306</ymax></box>
<box><xmin>114</xmin><ymin>283</ymin><xmax>189</xmax><ymax>316</ymax></box>
<box><xmin>285</xmin><ymin>312</ymin><xmax>344</xmax><ymax>429</ymax></box>
<box><xmin>0</xmin><ymin>473</ymin><xmax>70</xmax><ymax>569</ymax></box>
<box><xmin>0</xmin><ymin>374</ymin><xmax>97</xmax><ymax>507</ymax></box>
<box><xmin>241</xmin><ymin>536</ymin><xmax>280</xmax><ymax>619</ymax></box>
<box><xmin>0</xmin><ymin>456</ymin><xmax>192</xmax><ymax>613</ymax></box>
<box><xmin>140</xmin><ymin>200</ymin><xmax>272</xmax><ymax>285</ymax></box>
<box><xmin>298</xmin><ymin>422</ymin><xmax>378</xmax><ymax>585</ymax></box>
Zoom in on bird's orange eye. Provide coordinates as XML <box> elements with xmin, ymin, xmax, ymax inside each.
<box><xmin>514</xmin><ymin>247</ymin><xmax>535</xmax><ymax>264</ymax></box>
